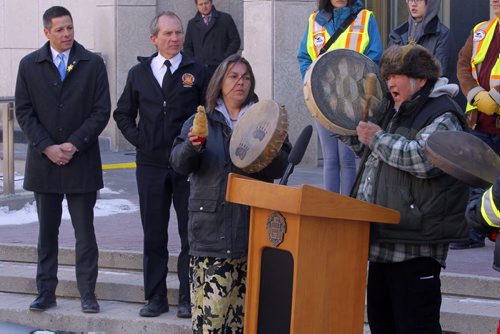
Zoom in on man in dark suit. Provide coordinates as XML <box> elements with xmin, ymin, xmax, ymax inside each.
<box><xmin>15</xmin><ymin>6</ymin><xmax>110</xmax><ymax>314</ymax></box>
<box><xmin>113</xmin><ymin>11</ymin><xmax>210</xmax><ymax>319</ymax></box>
<box><xmin>183</xmin><ymin>0</ymin><xmax>241</xmax><ymax>75</ymax></box>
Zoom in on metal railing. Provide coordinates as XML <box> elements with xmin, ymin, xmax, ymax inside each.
<box><xmin>1</xmin><ymin>97</ymin><xmax>15</xmax><ymax>195</ymax></box>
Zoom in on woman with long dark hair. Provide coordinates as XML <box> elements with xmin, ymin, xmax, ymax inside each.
<box><xmin>170</xmin><ymin>54</ymin><xmax>290</xmax><ymax>333</ymax></box>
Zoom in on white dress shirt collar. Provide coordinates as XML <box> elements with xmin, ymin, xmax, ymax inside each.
<box><xmin>50</xmin><ymin>47</ymin><xmax>71</xmax><ymax>66</ymax></box>
<box><xmin>152</xmin><ymin>52</ymin><xmax>182</xmax><ymax>74</ymax></box>
<box><xmin>151</xmin><ymin>52</ymin><xmax>183</xmax><ymax>87</ymax></box>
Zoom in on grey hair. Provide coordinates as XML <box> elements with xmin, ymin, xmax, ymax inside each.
<box><xmin>149</xmin><ymin>11</ymin><xmax>183</xmax><ymax>36</ymax></box>
<box><xmin>409</xmin><ymin>78</ymin><xmax>418</xmax><ymax>92</ymax></box>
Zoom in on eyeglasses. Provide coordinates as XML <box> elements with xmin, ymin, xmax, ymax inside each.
<box><xmin>406</xmin><ymin>0</ymin><xmax>425</xmax><ymax>4</ymax></box>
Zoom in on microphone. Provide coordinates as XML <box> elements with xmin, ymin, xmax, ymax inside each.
<box><xmin>279</xmin><ymin>125</ymin><xmax>313</xmax><ymax>185</ymax></box>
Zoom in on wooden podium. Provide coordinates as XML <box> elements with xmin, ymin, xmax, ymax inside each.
<box><xmin>226</xmin><ymin>173</ymin><xmax>399</xmax><ymax>334</ymax></box>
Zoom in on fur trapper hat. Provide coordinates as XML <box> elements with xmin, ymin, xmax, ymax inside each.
<box><xmin>380</xmin><ymin>44</ymin><xmax>441</xmax><ymax>81</ymax></box>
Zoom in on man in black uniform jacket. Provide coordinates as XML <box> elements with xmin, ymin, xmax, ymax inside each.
<box><xmin>113</xmin><ymin>11</ymin><xmax>210</xmax><ymax>319</ymax></box>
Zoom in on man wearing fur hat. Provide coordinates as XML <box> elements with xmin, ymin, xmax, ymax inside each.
<box><xmin>340</xmin><ymin>44</ymin><xmax>469</xmax><ymax>333</ymax></box>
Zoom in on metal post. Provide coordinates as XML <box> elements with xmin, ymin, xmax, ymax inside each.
<box><xmin>2</xmin><ymin>101</ymin><xmax>15</xmax><ymax>195</ymax></box>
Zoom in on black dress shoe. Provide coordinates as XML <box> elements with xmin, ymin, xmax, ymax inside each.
<box><xmin>177</xmin><ymin>302</ymin><xmax>192</xmax><ymax>318</ymax></box>
<box><xmin>139</xmin><ymin>295</ymin><xmax>169</xmax><ymax>317</ymax></box>
<box><xmin>29</xmin><ymin>292</ymin><xmax>56</xmax><ymax>311</ymax></box>
<box><xmin>81</xmin><ymin>293</ymin><xmax>100</xmax><ymax>313</ymax></box>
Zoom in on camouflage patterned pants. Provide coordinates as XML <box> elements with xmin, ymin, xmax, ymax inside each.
<box><xmin>190</xmin><ymin>256</ymin><xmax>247</xmax><ymax>334</ymax></box>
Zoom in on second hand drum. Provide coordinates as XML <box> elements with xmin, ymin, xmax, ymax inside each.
<box><xmin>425</xmin><ymin>131</ymin><xmax>500</xmax><ymax>188</ymax></box>
<box><xmin>229</xmin><ymin>100</ymin><xmax>288</xmax><ymax>173</ymax></box>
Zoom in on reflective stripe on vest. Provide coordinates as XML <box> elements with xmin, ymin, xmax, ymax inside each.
<box><xmin>466</xmin><ymin>18</ymin><xmax>500</xmax><ymax>112</ymax></box>
<box><xmin>481</xmin><ymin>186</ymin><xmax>500</xmax><ymax>228</ymax></box>
<box><xmin>306</xmin><ymin>9</ymin><xmax>371</xmax><ymax>61</ymax></box>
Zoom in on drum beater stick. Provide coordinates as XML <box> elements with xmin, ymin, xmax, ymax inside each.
<box><xmin>362</xmin><ymin>73</ymin><xmax>377</xmax><ymax>122</ymax></box>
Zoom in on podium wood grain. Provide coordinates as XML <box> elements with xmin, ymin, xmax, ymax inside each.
<box><xmin>226</xmin><ymin>173</ymin><xmax>399</xmax><ymax>334</ymax></box>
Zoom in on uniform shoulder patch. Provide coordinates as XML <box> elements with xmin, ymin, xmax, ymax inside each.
<box><xmin>182</xmin><ymin>73</ymin><xmax>195</xmax><ymax>87</ymax></box>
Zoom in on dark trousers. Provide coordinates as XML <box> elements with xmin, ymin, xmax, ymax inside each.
<box><xmin>470</xmin><ymin>129</ymin><xmax>500</xmax><ymax>155</ymax></box>
<box><xmin>34</xmin><ymin>192</ymin><xmax>98</xmax><ymax>297</ymax></box>
<box><xmin>367</xmin><ymin>257</ymin><xmax>442</xmax><ymax>334</ymax></box>
<box><xmin>136</xmin><ymin>165</ymin><xmax>190</xmax><ymax>304</ymax></box>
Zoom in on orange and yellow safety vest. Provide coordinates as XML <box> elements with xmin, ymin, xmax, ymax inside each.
<box><xmin>306</xmin><ymin>9</ymin><xmax>372</xmax><ymax>61</ymax></box>
<box><xmin>466</xmin><ymin>18</ymin><xmax>500</xmax><ymax>112</ymax></box>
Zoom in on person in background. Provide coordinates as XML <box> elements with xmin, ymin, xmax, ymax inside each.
<box><xmin>297</xmin><ymin>0</ymin><xmax>383</xmax><ymax>196</ymax></box>
<box><xmin>388</xmin><ymin>0</ymin><xmax>451</xmax><ymax>78</ymax></box>
<box><xmin>113</xmin><ymin>11</ymin><xmax>210</xmax><ymax>319</ymax></box>
<box><xmin>467</xmin><ymin>177</ymin><xmax>500</xmax><ymax>271</ymax></box>
<box><xmin>183</xmin><ymin>0</ymin><xmax>241</xmax><ymax>76</ymax></box>
<box><xmin>452</xmin><ymin>0</ymin><xmax>500</xmax><ymax>249</ymax></box>
<box><xmin>15</xmin><ymin>5</ymin><xmax>110</xmax><ymax>314</ymax></box>
<box><xmin>170</xmin><ymin>55</ymin><xmax>291</xmax><ymax>333</ymax></box>
<box><xmin>339</xmin><ymin>45</ymin><xmax>469</xmax><ymax>333</ymax></box>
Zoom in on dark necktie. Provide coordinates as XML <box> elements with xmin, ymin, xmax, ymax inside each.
<box><xmin>162</xmin><ymin>60</ymin><xmax>172</xmax><ymax>94</ymax></box>
<box><xmin>204</xmin><ymin>15</ymin><xmax>210</xmax><ymax>26</ymax></box>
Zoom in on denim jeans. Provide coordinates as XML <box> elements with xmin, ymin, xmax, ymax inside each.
<box><xmin>315</xmin><ymin>121</ymin><xmax>357</xmax><ymax>195</ymax></box>
<box><xmin>469</xmin><ymin>129</ymin><xmax>500</xmax><ymax>155</ymax></box>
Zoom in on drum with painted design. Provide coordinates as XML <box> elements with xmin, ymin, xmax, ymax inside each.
<box><xmin>229</xmin><ymin>100</ymin><xmax>288</xmax><ymax>173</ymax></box>
<box><xmin>303</xmin><ymin>49</ymin><xmax>388</xmax><ymax>135</ymax></box>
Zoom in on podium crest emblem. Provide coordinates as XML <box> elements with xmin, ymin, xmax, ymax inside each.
<box><xmin>266</xmin><ymin>212</ymin><xmax>286</xmax><ymax>247</ymax></box>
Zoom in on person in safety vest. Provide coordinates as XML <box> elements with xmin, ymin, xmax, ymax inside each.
<box><xmin>297</xmin><ymin>0</ymin><xmax>383</xmax><ymax>197</ymax></box>
<box><xmin>467</xmin><ymin>177</ymin><xmax>500</xmax><ymax>272</ymax></box>
<box><xmin>452</xmin><ymin>0</ymin><xmax>500</xmax><ymax>249</ymax></box>
<box><xmin>388</xmin><ymin>0</ymin><xmax>451</xmax><ymax>78</ymax></box>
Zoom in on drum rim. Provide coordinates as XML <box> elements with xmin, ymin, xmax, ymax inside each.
<box><xmin>303</xmin><ymin>49</ymin><xmax>387</xmax><ymax>136</ymax></box>
<box><xmin>303</xmin><ymin>69</ymin><xmax>357</xmax><ymax>136</ymax></box>
<box><xmin>425</xmin><ymin>131</ymin><xmax>500</xmax><ymax>187</ymax></box>
<box><xmin>229</xmin><ymin>100</ymin><xmax>289</xmax><ymax>173</ymax></box>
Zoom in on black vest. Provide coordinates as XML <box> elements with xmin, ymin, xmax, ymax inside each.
<box><xmin>371</xmin><ymin>92</ymin><xmax>469</xmax><ymax>244</ymax></box>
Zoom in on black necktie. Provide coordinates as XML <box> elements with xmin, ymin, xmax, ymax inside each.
<box><xmin>162</xmin><ymin>60</ymin><xmax>173</xmax><ymax>95</ymax></box>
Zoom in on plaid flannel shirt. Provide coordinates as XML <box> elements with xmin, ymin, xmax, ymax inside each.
<box><xmin>357</xmin><ymin>112</ymin><xmax>464</xmax><ymax>267</ymax></box>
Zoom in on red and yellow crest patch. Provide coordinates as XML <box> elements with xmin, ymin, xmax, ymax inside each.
<box><xmin>182</xmin><ymin>73</ymin><xmax>195</xmax><ymax>87</ymax></box>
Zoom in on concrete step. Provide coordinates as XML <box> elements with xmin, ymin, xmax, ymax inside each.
<box><xmin>0</xmin><ymin>260</ymin><xmax>181</xmax><ymax>305</ymax></box>
<box><xmin>1</xmin><ymin>243</ymin><xmax>500</xmax><ymax>333</ymax></box>
<box><xmin>1</xmin><ymin>289</ymin><xmax>499</xmax><ymax>333</ymax></box>
<box><xmin>0</xmin><ymin>242</ymin><xmax>177</xmax><ymax>272</ymax></box>
<box><xmin>442</xmin><ymin>272</ymin><xmax>500</xmax><ymax>300</ymax></box>
<box><xmin>0</xmin><ymin>244</ymin><xmax>182</xmax><ymax>307</ymax></box>
<box><xmin>4</xmin><ymin>244</ymin><xmax>500</xmax><ymax>300</ymax></box>
<box><xmin>441</xmin><ymin>295</ymin><xmax>500</xmax><ymax>333</ymax></box>
<box><xmin>0</xmin><ymin>292</ymin><xmax>191</xmax><ymax>334</ymax></box>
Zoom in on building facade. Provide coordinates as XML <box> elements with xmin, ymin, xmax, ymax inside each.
<box><xmin>0</xmin><ymin>0</ymin><xmax>492</xmax><ymax>166</ymax></box>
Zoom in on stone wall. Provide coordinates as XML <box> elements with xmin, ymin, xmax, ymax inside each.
<box><xmin>3</xmin><ymin>0</ymin><xmax>489</xmax><ymax>165</ymax></box>
<box><xmin>1</xmin><ymin>0</ymin><xmax>319</xmax><ymax>163</ymax></box>
<box><xmin>0</xmin><ymin>0</ymin><xmax>97</xmax><ymax>99</ymax></box>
